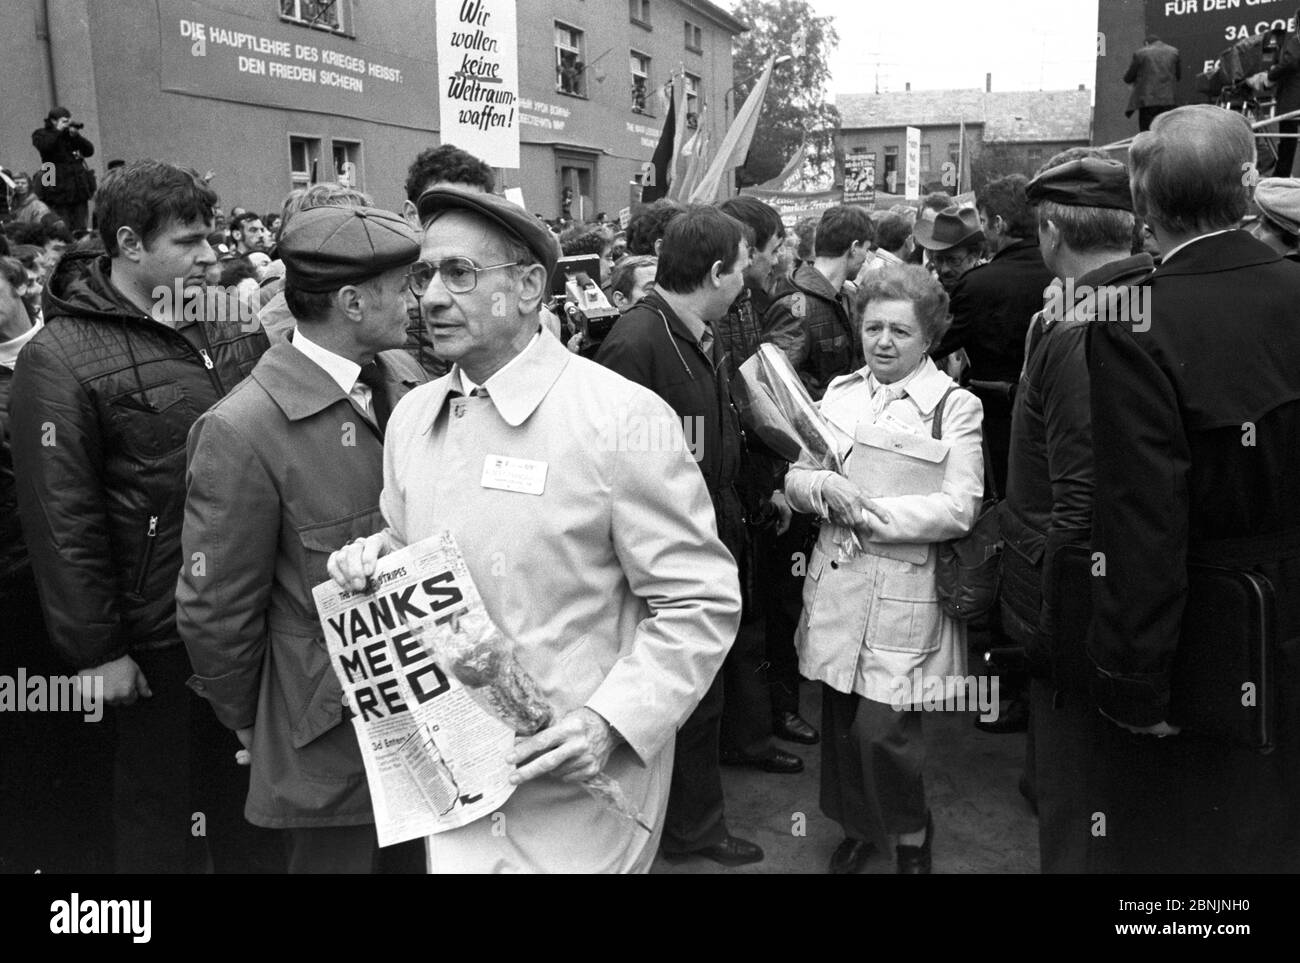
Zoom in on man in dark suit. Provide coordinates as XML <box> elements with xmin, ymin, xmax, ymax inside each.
<box><xmin>1087</xmin><ymin>105</ymin><xmax>1300</xmax><ymax>873</ymax></box>
<box><xmin>1124</xmin><ymin>35</ymin><xmax>1181</xmax><ymax>131</ymax></box>
<box><xmin>597</xmin><ymin>205</ymin><xmax>800</xmax><ymax>867</ymax></box>
<box><xmin>177</xmin><ymin>206</ymin><xmax>427</xmax><ymax>873</ymax></box>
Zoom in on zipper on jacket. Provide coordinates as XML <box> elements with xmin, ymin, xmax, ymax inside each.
<box><xmin>192</xmin><ymin>321</ymin><xmax>226</xmax><ymax>395</ymax></box>
<box><xmin>130</xmin><ymin>515</ymin><xmax>159</xmax><ymax>599</ymax></box>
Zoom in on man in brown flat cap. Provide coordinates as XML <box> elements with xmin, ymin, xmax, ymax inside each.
<box><xmin>177</xmin><ymin>205</ymin><xmax>427</xmax><ymax>873</ymax></box>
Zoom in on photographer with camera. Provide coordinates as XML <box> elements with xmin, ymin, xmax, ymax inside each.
<box><xmin>31</xmin><ymin>107</ymin><xmax>97</xmax><ymax>233</ymax></box>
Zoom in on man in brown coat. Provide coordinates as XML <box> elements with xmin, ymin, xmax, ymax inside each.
<box><xmin>177</xmin><ymin>206</ymin><xmax>426</xmax><ymax>873</ymax></box>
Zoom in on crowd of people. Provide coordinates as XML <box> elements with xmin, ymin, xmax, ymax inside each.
<box><xmin>0</xmin><ymin>101</ymin><xmax>1297</xmax><ymax>875</ymax></box>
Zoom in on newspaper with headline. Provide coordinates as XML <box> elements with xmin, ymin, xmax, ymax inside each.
<box><xmin>311</xmin><ymin>531</ymin><xmax>515</xmax><ymax>847</ymax></box>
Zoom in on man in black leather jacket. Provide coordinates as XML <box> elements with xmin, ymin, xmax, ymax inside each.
<box><xmin>10</xmin><ymin>160</ymin><xmax>271</xmax><ymax>872</ymax></box>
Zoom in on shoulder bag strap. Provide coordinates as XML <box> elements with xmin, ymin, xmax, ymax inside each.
<box><xmin>931</xmin><ymin>384</ymin><xmax>999</xmax><ymax>501</ymax></box>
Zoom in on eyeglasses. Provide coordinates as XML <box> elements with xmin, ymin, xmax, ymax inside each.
<box><xmin>406</xmin><ymin>257</ymin><xmax>519</xmax><ymax>296</ymax></box>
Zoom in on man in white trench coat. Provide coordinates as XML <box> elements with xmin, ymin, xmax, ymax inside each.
<box><xmin>327</xmin><ymin>188</ymin><xmax>741</xmax><ymax>873</ymax></box>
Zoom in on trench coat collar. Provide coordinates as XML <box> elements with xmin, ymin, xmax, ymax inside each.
<box><xmin>252</xmin><ymin>340</ymin><xmax>352</xmax><ymax>422</ymax></box>
<box><xmin>252</xmin><ymin>338</ymin><xmax>421</xmax><ymax>423</ymax></box>
<box><xmin>826</xmin><ymin>355</ymin><xmax>955</xmax><ymax>420</ymax></box>
<box><xmin>432</xmin><ymin>325</ymin><xmax>570</xmax><ymax>428</ymax></box>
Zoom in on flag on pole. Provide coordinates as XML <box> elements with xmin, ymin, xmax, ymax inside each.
<box><xmin>757</xmin><ymin>141</ymin><xmax>806</xmax><ymax>191</ymax></box>
<box><xmin>689</xmin><ymin>55</ymin><xmax>776</xmax><ymax>203</ymax></box>
<box><xmin>670</xmin><ymin>107</ymin><xmax>711</xmax><ymax>201</ymax></box>
<box><xmin>640</xmin><ymin>77</ymin><xmax>680</xmax><ymax>202</ymax></box>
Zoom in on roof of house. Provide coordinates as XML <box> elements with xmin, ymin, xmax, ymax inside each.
<box><xmin>836</xmin><ymin>88</ymin><xmax>1093</xmax><ymax>143</ymax></box>
<box><xmin>681</xmin><ymin>0</ymin><xmax>749</xmax><ymax>34</ymax></box>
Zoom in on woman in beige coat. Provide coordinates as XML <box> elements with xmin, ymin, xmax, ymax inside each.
<box><xmin>785</xmin><ymin>264</ymin><xmax>984</xmax><ymax>874</ymax></box>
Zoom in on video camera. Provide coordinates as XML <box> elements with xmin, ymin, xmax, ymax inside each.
<box><xmin>550</xmin><ymin>254</ymin><xmax>619</xmax><ymax>350</ymax></box>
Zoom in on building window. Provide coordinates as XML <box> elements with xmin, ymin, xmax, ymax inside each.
<box><xmin>684</xmin><ymin>72</ymin><xmax>700</xmax><ymax>128</ymax></box>
<box><xmin>555</xmin><ymin>22</ymin><xmax>586</xmax><ymax>97</ymax></box>
<box><xmin>557</xmin><ymin>153</ymin><xmax>596</xmax><ymax>223</ymax></box>
<box><xmin>332</xmin><ymin>139</ymin><xmax>362</xmax><ymax>190</ymax></box>
<box><xmin>919</xmin><ymin>144</ymin><xmax>932</xmax><ymax>174</ymax></box>
<box><xmin>630</xmin><ymin>0</ymin><xmax>650</xmax><ymax>27</ymax></box>
<box><xmin>849</xmin><ymin>146</ymin><xmax>869</xmax><ymax>155</ymax></box>
<box><xmin>280</xmin><ymin>0</ymin><xmax>347</xmax><ymax>34</ymax></box>
<box><xmin>684</xmin><ymin>20</ymin><xmax>703</xmax><ymax>53</ymax></box>
<box><xmin>948</xmin><ymin>142</ymin><xmax>961</xmax><ymax>166</ymax></box>
<box><xmin>1028</xmin><ymin>147</ymin><xmax>1044</xmax><ymax>169</ymax></box>
<box><xmin>631</xmin><ymin>51</ymin><xmax>651</xmax><ymax>113</ymax></box>
<box><xmin>289</xmin><ymin>135</ymin><xmax>323</xmax><ymax>188</ymax></box>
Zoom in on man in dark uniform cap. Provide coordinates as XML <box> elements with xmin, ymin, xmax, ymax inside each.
<box><xmin>1087</xmin><ymin>105</ymin><xmax>1300</xmax><ymax>873</ymax></box>
<box><xmin>1003</xmin><ymin>151</ymin><xmax>1152</xmax><ymax>872</ymax></box>
<box><xmin>178</xmin><ymin>205</ymin><xmax>427</xmax><ymax>873</ymax></box>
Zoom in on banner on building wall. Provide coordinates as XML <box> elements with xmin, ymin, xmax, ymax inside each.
<box><xmin>435</xmin><ymin>0</ymin><xmax>520</xmax><ymax>169</ymax></box>
<box><xmin>904</xmin><ymin>126</ymin><xmax>921</xmax><ymax>200</ymax></box>
<box><xmin>158</xmin><ymin>1</ymin><xmax>437</xmax><ymax>128</ymax></box>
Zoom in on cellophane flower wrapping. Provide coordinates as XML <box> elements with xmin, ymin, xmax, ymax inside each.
<box><xmin>735</xmin><ymin>344</ymin><xmax>864</xmax><ymax>558</ymax></box>
<box><xmin>413</xmin><ymin>609</ymin><xmax>651</xmax><ymax>833</ymax></box>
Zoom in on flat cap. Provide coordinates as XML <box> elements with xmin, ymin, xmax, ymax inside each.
<box><xmin>913</xmin><ymin>206</ymin><xmax>983</xmax><ymax>251</ymax></box>
<box><xmin>416</xmin><ymin>187</ymin><xmax>560</xmax><ymax>281</ymax></box>
<box><xmin>1253</xmin><ymin>177</ymin><xmax>1300</xmax><ymax>235</ymax></box>
<box><xmin>1026</xmin><ymin>157</ymin><xmax>1133</xmax><ymax>211</ymax></box>
<box><xmin>279</xmin><ymin>205</ymin><xmax>419</xmax><ymax>293</ymax></box>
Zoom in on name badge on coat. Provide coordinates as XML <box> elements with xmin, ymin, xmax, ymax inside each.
<box><xmin>481</xmin><ymin>454</ymin><xmax>548</xmax><ymax>495</ymax></box>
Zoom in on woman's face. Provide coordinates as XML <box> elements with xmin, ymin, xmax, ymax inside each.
<box><xmin>862</xmin><ymin>298</ymin><xmax>929</xmax><ymax>385</ymax></box>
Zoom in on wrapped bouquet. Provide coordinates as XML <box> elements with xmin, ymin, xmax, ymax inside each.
<box><xmin>408</xmin><ymin>609</ymin><xmax>652</xmax><ymax>834</ymax></box>
<box><xmin>734</xmin><ymin>344</ymin><xmax>865</xmax><ymax>557</ymax></box>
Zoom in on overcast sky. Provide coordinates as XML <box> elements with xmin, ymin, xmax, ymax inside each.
<box><xmin>805</xmin><ymin>0</ymin><xmax>1101</xmax><ymax>97</ymax></box>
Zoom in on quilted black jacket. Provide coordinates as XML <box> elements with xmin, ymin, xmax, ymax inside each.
<box><xmin>10</xmin><ymin>252</ymin><xmax>268</xmax><ymax>669</ymax></box>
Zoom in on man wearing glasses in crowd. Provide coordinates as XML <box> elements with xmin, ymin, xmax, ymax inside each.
<box><xmin>327</xmin><ymin>189</ymin><xmax>740</xmax><ymax>873</ymax></box>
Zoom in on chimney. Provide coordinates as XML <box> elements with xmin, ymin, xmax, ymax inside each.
<box><xmin>986</xmin><ymin>73</ymin><xmax>992</xmax><ymax>92</ymax></box>
<box><xmin>1078</xmin><ymin>83</ymin><xmax>1085</xmax><ymax>91</ymax></box>
<box><xmin>905</xmin><ymin>82</ymin><xmax>911</xmax><ymax>92</ymax></box>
